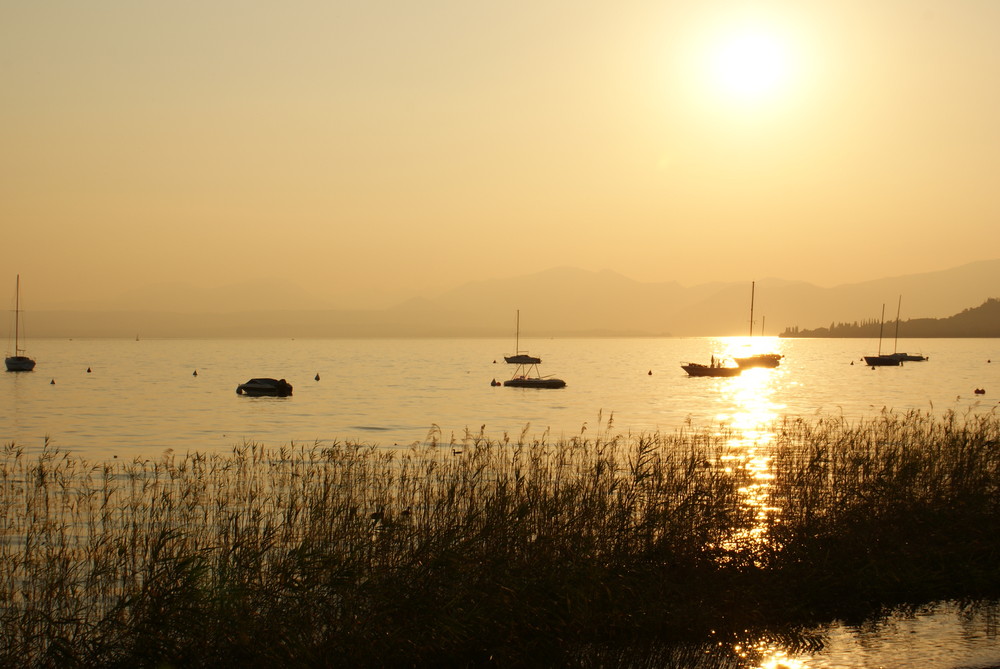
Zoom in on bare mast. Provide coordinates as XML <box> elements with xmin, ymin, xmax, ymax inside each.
<box><xmin>877</xmin><ymin>303</ymin><xmax>886</xmax><ymax>356</ymax></box>
<box><xmin>893</xmin><ymin>295</ymin><xmax>902</xmax><ymax>354</ymax></box>
<box><xmin>14</xmin><ymin>274</ymin><xmax>21</xmax><ymax>355</ymax></box>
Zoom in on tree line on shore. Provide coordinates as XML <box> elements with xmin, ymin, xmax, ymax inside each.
<box><xmin>781</xmin><ymin>297</ymin><xmax>1000</xmax><ymax>337</ymax></box>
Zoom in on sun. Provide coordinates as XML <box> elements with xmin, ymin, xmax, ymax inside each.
<box><xmin>704</xmin><ymin>23</ymin><xmax>795</xmax><ymax>104</ymax></box>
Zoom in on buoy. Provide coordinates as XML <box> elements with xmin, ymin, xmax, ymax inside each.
<box><xmin>87</xmin><ymin>367</ymin><xmax>92</xmax><ymax>373</ymax></box>
<box><xmin>315</xmin><ymin>373</ymin><xmax>320</xmax><ymax>381</ymax></box>
<box><xmin>850</xmin><ymin>361</ymin><xmax>854</xmax><ymax>365</ymax></box>
<box><xmin>648</xmin><ymin>370</ymin><xmax>652</xmax><ymax>375</ymax></box>
<box><xmin>493</xmin><ymin>359</ymin><xmax>496</xmax><ymax>364</ymax></box>
<box><xmin>491</xmin><ymin>378</ymin><xmax>499</xmax><ymax>386</ymax></box>
<box><xmin>193</xmin><ymin>370</ymin><xmax>198</xmax><ymax>376</ymax></box>
<box><xmin>50</xmin><ymin>379</ymin><xmax>55</xmax><ymax>385</ymax></box>
<box><xmin>975</xmin><ymin>388</ymin><xmax>986</xmax><ymax>395</ymax></box>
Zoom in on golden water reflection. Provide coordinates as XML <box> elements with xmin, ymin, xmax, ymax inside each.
<box><xmin>714</xmin><ymin>338</ymin><xmax>787</xmax><ymax>556</ymax></box>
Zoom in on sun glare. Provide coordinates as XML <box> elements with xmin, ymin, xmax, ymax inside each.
<box><xmin>704</xmin><ymin>22</ymin><xmax>795</xmax><ymax>105</ymax></box>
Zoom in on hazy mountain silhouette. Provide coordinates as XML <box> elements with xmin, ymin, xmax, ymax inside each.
<box><xmin>20</xmin><ymin>259</ymin><xmax>1000</xmax><ymax>338</ymax></box>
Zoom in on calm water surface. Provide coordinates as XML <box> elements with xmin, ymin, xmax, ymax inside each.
<box><xmin>2</xmin><ymin>336</ymin><xmax>997</xmax><ymax>460</ymax></box>
<box><xmin>3</xmin><ymin>336</ymin><xmax>999</xmax><ymax>668</ymax></box>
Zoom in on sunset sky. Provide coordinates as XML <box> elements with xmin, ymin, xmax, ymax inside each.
<box><xmin>3</xmin><ymin>1</ymin><xmax>998</xmax><ymax>310</ymax></box>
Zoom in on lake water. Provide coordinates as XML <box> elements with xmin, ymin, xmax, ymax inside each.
<box><xmin>2</xmin><ymin>336</ymin><xmax>1000</xmax><ymax>668</ymax></box>
<box><xmin>2</xmin><ymin>337</ymin><xmax>998</xmax><ymax>461</ymax></box>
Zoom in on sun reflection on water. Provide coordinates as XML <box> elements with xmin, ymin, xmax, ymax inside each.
<box><xmin>710</xmin><ymin>337</ymin><xmax>787</xmax><ymax>556</ymax></box>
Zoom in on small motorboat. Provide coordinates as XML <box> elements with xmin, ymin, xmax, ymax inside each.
<box><xmin>681</xmin><ymin>362</ymin><xmax>742</xmax><ymax>377</ymax></box>
<box><xmin>236</xmin><ymin>378</ymin><xmax>293</xmax><ymax>397</ymax></box>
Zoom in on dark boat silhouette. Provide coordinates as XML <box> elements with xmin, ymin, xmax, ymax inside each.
<box><xmin>501</xmin><ymin>310</ymin><xmax>565</xmax><ymax>388</ymax></box>
<box><xmin>864</xmin><ymin>303</ymin><xmax>901</xmax><ymax>367</ymax></box>
<box><xmin>5</xmin><ymin>275</ymin><xmax>35</xmax><ymax>372</ymax></box>
<box><xmin>236</xmin><ymin>378</ymin><xmax>293</xmax><ymax>397</ymax></box>
<box><xmin>735</xmin><ymin>281</ymin><xmax>782</xmax><ymax>369</ymax></box>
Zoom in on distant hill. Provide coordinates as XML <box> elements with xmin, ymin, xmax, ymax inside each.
<box><xmin>781</xmin><ymin>298</ymin><xmax>1000</xmax><ymax>338</ymax></box>
<box><xmin>16</xmin><ymin>259</ymin><xmax>1000</xmax><ymax>338</ymax></box>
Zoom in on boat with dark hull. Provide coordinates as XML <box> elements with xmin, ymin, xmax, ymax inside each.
<box><xmin>864</xmin><ymin>303</ymin><xmax>901</xmax><ymax>367</ymax></box>
<box><xmin>504</xmin><ymin>374</ymin><xmax>567</xmax><ymax>389</ymax></box>
<box><xmin>735</xmin><ymin>281</ymin><xmax>782</xmax><ymax>370</ymax></box>
<box><xmin>885</xmin><ymin>352</ymin><xmax>928</xmax><ymax>362</ymax></box>
<box><xmin>681</xmin><ymin>362</ymin><xmax>742</xmax><ymax>377</ymax></box>
<box><xmin>500</xmin><ymin>310</ymin><xmax>565</xmax><ymax>389</ymax></box>
<box><xmin>883</xmin><ymin>297</ymin><xmax>927</xmax><ymax>363</ymax></box>
<box><xmin>5</xmin><ymin>275</ymin><xmax>35</xmax><ymax>372</ymax></box>
<box><xmin>236</xmin><ymin>378</ymin><xmax>293</xmax><ymax>396</ymax></box>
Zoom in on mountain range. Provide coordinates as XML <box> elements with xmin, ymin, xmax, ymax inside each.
<box><xmin>15</xmin><ymin>259</ymin><xmax>1000</xmax><ymax>338</ymax></box>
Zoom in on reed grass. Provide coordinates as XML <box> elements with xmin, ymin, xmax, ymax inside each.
<box><xmin>1</xmin><ymin>410</ymin><xmax>998</xmax><ymax>667</ymax></box>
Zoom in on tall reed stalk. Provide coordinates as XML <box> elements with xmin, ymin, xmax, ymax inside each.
<box><xmin>1</xmin><ymin>410</ymin><xmax>998</xmax><ymax>667</ymax></box>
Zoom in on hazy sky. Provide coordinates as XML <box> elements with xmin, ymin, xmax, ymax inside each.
<box><xmin>3</xmin><ymin>1</ymin><xmax>998</xmax><ymax>309</ymax></box>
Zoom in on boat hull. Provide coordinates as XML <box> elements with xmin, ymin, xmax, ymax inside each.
<box><xmin>236</xmin><ymin>378</ymin><xmax>293</xmax><ymax>396</ymax></box>
<box><xmin>886</xmin><ymin>352</ymin><xmax>927</xmax><ymax>362</ymax></box>
<box><xmin>735</xmin><ymin>354</ymin><xmax>782</xmax><ymax>369</ymax></box>
<box><xmin>504</xmin><ymin>377</ymin><xmax>566</xmax><ymax>389</ymax></box>
<box><xmin>682</xmin><ymin>363</ymin><xmax>741</xmax><ymax>377</ymax></box>
<box><xmin>864</xmin><ymin>355</ymin><xmax>902</xmax><ymax>367</ymax></box>
<box><xmin>5</xmin><ymin>355</ymin><xmax>35</xmax><ymax>372</ymax></box>
<box><xmin>504</xmin><ymin>354</ymin><xmax>542</xmax><ymax>365</ymax></box>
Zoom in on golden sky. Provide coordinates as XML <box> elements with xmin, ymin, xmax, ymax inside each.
<box><xmin>3</xmin><ymin>1</ymin><xmax>998</xmax><ymax>309</ymax></box>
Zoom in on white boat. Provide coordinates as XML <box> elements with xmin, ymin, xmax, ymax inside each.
<box><xmin>5</xmin><ymin>275</ymin><xmax>36</xmax><ymax>372</ymax></box>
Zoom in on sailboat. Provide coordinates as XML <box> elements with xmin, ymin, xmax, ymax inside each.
<box><xmin>501</xmin><ymin>310</ymin><xmax>565</xmax><ymax>388</ymax></box>
<box><xmin>734</xmin><ymin>281</ymin><xmax>782</xmax><ymax>369</ymax></box>
<box><xmin>504</xmin><ymin>310</ymin><xmax>541</xmax><ymax>365</ymax></box>
<box><xmin>5</xmin><ymin>275</ymin><xmax>36</xmax><ymax>372</ymax></box>
<box><xmin>884</xmin><ymin>296</ymin><xmax>928</xmax><ymax>362</ymax></box>
<box><xmin>864</xmin><ymin>303</ymin><xmax>901</xmax><ymax>367</ymax></box>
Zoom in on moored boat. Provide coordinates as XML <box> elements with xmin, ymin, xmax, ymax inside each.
<box><xmin>734</xmin><ymin>353</ymin><xmax>783</xmax><ymax>369</ymax></box>
<box><xmin>885</xmin><ymin>352</ymin><xmax>928</xmax><ymax>362</ymax></box>
<box><xmin>735</xmin><ymin>281</ymin><xmax>782</xmax><ymax>369</ymax></box>
<box><xmin>865</xmin><ymin>303</ymin><xmax>901</xmax><ymax>367</ymax></box>
<box><xmin>504</xmin><ymin>375</ymin><xmax>567</xmax><ymax>389</ymax></box>
<box><xmin>236</xmin><ymin>378</ymin><xmax>293</xmax><ymax>396</ymax></box>
<box><xmin>682</xmin><ymin>361</ymin><xmax>742</xmax><ymax>377</ymax></box>
<box><xmin>5</xmin><ymin>275</ymin><xmax>36</xmax><ymax>372</ymax></box>
<box><xmin>500</xmin><ymin>310</ymin><xmax>565</xmax><ymax>388</ymax></box>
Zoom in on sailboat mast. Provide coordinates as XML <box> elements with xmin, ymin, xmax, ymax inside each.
<box><xmin>515</xmin><ymin>310</ymin><xmax>520</xmax><ymax>354</ymax></box>
<box><xmin>877</xmin><ymin>303</ymin><xmax>886</xmax><ymax>356</ymax></box>
<box><xmin>749</xmin><ymin>281</ymin><xmax>755</xmax><ymax>337</ymax></box>
<box><xmin>893</xmin><ymin>295</ymin><xmax>901</xmax><ymax>354</ymax></box>
<box><xmin>14</xmin><ymin>274</ymin><xmax>20</xmax><ymax>354</ymax></box>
